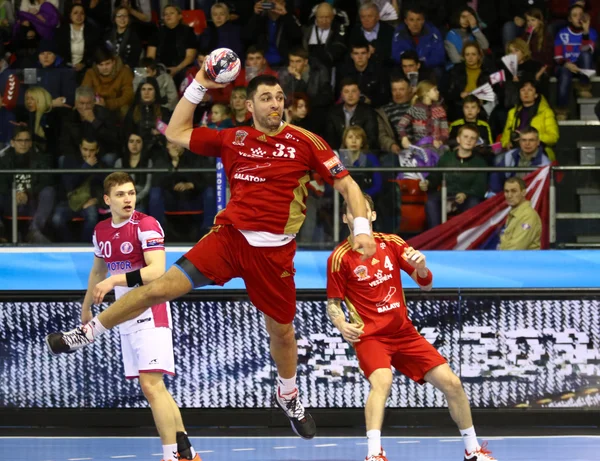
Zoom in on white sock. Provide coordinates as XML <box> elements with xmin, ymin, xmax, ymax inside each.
<box><xmin>163</xmin><ymin>443</ymin><xmax>178</xmax><ymax>461</ymax></box>
<box><xmin>367</xmin><ymin>429</ymin><xmax>381</xmax><ymax>457</ymax></box>
<box><xmin>277</xmin><ymin>374</ymin><xmax>297</xmax><ymax>395</ymax></box>
<box><xmin>87</xmin><ymin>316</ymin><xmax>107</xmax><ymax>339</ymax></box>
<box><xmin>460</xmin><ymin>426</ymin><xmax>479</xmax><ymax>453</ymax></box>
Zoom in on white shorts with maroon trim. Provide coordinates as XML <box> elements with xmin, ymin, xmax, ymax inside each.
<box><xmin>120</xmin><ymin>327</ymin><xmax>175</xmax><ymax>379</ymax></box>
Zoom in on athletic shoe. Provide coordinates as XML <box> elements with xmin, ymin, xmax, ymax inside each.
<box><xmin>175</xmin><ymin>455</ymin><xmax>202</xmax><ymax>461</ymax></box>
<box><xmin>176</xmin><ymin>431</ymin><xmax>201</xmax><ymax>461</ymax></box>
<box><xmin>464</xmin><ymin>442</ymin><xmax>497</xmax><ymax>460</ymax></box>
<box><xmin>275</xmin><ymin>387</ymin><xmax>316</xmax><ymax>439</ymax></box>
<box><xmin>365</xmin><ymin>448</ymin><xmax>388</xmax><ymax>460</ymax></box>
<box><xmin>45</xmin><ymin>326</ymin><xmax>94</xmax><ymax>355</ymax></box>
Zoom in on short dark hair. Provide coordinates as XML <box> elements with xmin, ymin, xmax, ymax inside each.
<box><xmin>462</xmin><ymin>95</ymin><xmax>481</xmax><ymax>106</ymax></box>
<box><xmin>246</xmin><ymin>45</ymin><xmax>265</xmax><ymax>57</ymax></box>
<box><xmin>93</xmin><ymin>46</ymin><xmax>115</xmax><ymax>65</ymax></box>
<box><xmin>342</xmin><ymin>193</ymin><xmax>375</xmax><ymax>215</ymax></box>
<box><xmin>400</xmin><ymin>50</ymin><xmax>420</xmax><ymax>64</ymax></box>
<box><xmin>457</xmin><ymin>123</ymin><xmax>480</xmax><ymax>137</ymax></box>
<box><xmin>289</xmin><ymin>47</ymin><xmax>309</xmax><ymax>60</ymax></box>
<box><xmin>404</xmin><ymin>5</ymin><xmax>425</xmax><ymax>18</ymax></box>
<box><xmin>339</xmin><ymin>77</ymin><xmax>359</xmax><ymax>91</ymax></box>
<box><xmin>390</xmin><ymin>74</ymin><xmax>410</xmax><ymax>86</ymax></box>
<box><xmin>246</xmin><ymin>74</ymin><xmax>281</xmax><ymax>100</ymax></box>
<box><xmin>12</xmin><ymin>126</ymin><xmax>31</xmax><ymax>139</ymax></box>
<box><xmin>505</xmin><ymin>176</ymin><xmax>526</xmax><ymax>191</ymax></box>
<box><xmin>350</xmin><ymin>38</ymin><xmax>370</xmax><ymax>53</ymax></box>
<box><xmin>519</xmin><ymin>78</ymin><xmax>538</xmax><ymax>91</ymax></box>
<box><xmin>81</xmin><ymin>136</ymin><xmax>98</xmax><ymax>146</ymax></box>
<box><xmin>104</xmin><ymin>172</ymin><xmax>136</xmax><ymax>195</ymax></box>
<box><xmin>139</xmin><ymin>57</ymin><xmax>157</xmax><ymax>70</ymax></box>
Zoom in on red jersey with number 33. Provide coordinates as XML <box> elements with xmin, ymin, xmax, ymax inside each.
<box><xmin>327</xmin><ymin>233</ymin><xmax>416</xmax><ymax>339</ymax></box>
<box><xmin>189</xmin><ymin>123</ymin><xmax>348</xmax><ymax>234</ymax></box>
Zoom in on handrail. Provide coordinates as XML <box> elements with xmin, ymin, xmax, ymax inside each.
<box><xmin>1</xmin><ymin>165</ymin><xmax>599</xmax><ymax>175</ymax></box>
<box><xmin>3</xmin><ymin>165</ymin><xmax>597</xmax><ymax>245</ymax></box>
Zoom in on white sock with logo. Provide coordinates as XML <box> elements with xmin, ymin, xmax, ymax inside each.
<box><xmin>367</xmin><ymin>429</ymin><xmax>381</xmax><ymax>457</ymax></box>
<box><xmin>163</xmin><ymin>443</ymin><xmax>178</xmax><ymax>461</ymax></box>
<box><xmin>86</xmin><ymin>316</ymin><xmax>107</xmax><ymax>340</ymax></box>
<box><xmin>277</xmin><ymin>375</ymin><xmax>297</xmax><ymax>395</ymax></box>
<box><xmin>460</xmin><ymin>426</ymin><xmax>480</xmax><ymax>453</ymax></box>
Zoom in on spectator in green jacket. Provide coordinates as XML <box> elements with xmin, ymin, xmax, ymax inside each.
<box><xmin>420</xmin><ymin>124</ymin><xmax>488</xmax><ymax>229</ymax></box>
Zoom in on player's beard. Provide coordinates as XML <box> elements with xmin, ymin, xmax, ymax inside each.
<box><xmin>255</xmin><ymin>111</ymin><xmax>282</xmax><ymax>133</ymax></box>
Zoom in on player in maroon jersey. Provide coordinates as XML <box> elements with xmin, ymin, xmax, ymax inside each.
<box><xmin>46</xmin><ymin>67</ymin><xmax>377</xmax><ymax>440</ymax></box>
<box><xmin>58</xmin><ymin>172</ymin><xmax>199</xmax><ymax>461</ymax></box>
<box><xmin>326</xmin><ymin>194</ymin><xmax>497</xmax><ymax>461</ymax></box>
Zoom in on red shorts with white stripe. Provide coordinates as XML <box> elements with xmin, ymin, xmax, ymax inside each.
<box><xmin>181</xmin><ymin>224</ymin><xmax>297</xmax><ymax>324</ymax></box>
<box><xmin>354</xmin><ymin>324</ymin><xmax>447</xmax><ymax>382</ymax></box>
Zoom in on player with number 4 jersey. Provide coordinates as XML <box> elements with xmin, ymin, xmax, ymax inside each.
<box><xmin>326</xmin><ymin>194</ymin><xmax>497</xmax><ymax>461</ymax></box>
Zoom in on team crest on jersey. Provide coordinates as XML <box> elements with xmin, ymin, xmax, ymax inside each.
<box><xmin>354</xmin><ymin>265</ymin><xmax>370</xmax><ymax>281</ymax></box>
<box><xmin>233</xmin><ymin>130</ymin><xmax>248</xmax><ymax>146</ymax></box>
<box><xmin>380</xmin><ymin>242</ymin><xmax>386</xmax><ymax>249</ymax></box>
<box><xmin>120</xmin><ymin>241</ymin><xmax>133</xmax><ymax>254</ymax></box>
<box><xmin>559</xmin><ymin>33</ymin><xmax>570</xmax><ymax>44</ymax></box>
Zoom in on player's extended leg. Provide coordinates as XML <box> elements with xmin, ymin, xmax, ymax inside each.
<box><xmin>265</xmin><ymin>314</ymin><xmax>316</xmax><ymax>440</ymax></box>
<box><xmin>45</xmin><ymin>267</ymin><xmax>193</xmax><ymax>354</ymax></box>
<box><xmin>425</xmin><ymin>364</ymin><xmax>497</xmax><ymax>460</ymax></box>
<box><xmin>365</xmin><ymin>368</ymin><xmax>393</xmax><ymax>461</ymax></box>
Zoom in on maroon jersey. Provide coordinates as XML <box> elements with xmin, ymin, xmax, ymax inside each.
<box><xmin>327</xmin><ymin>233</ymin><xmax>416</xmax><ymax>339</ymax></box>
<box><xmin>189</xmin><ymin>123</ymin><xmax>348</xmax><ymax>235</ymax></box>
<box><xmin>92</xmin><ymin>211</ymin><xmax>171</xmax><ymax>335</ymax></box>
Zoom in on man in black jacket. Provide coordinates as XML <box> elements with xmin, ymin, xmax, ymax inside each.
<box><xmin>279</xmin><ymin>48</ymin><xmax>334</xmax><ymax>108</ymax></box>
<box><xmin>59</xmin><ymin>86</ymin><xmax>120</xmax><ymax>166</ymax></box>
<box><xmin>325</xmin><ymin>78</ymin><xmax>379</xmax><ymax>150</ymax></box>
<box><xmin>0</xmin><ymin>127</ymin><xmax>55</xmax><ymax>243</ymax></box>
<box><xmin>336</xmin><ymin>39</ymin><xmax>390</xmax><ymax>107</ymax></box>
<box><xmin>243</xmin><ymin>0</ymin><xmax>303</xmax><ymax>67</ymax></box>
<box><xmin>51</xmin><ymin>137</ymin><xmax>107</xmax><ymax>243</ymax></box>
<box><xmin>302</xmin><ymin>2</ymin><xmax>348</xmax><ymax>71</ymax></box>
<box><xmin>348</xmin><ymin>2</ymin><xmax>395</xmax><ymax>66</ymax></box>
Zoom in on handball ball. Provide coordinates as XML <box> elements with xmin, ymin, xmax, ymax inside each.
<box><xmin>204</xmin><ymin>48</ymin><xmax>241</xmax><ymax>84</ymax></box>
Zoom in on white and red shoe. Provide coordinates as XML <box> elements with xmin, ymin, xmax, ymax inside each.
<box><xmin>464</xmin><ymin>442</ymin><xmax>497</xmax><ymax>460</ymax></box>
<box><xmin>365</xmin><ymin>448</ymin><xmax>388</xmax><ymax>461</ymax></box>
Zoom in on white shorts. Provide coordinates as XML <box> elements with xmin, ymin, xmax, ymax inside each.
<box><xmin>120</xmin><ymin>327</ymin><xmax>175</xmax><ymax>379</ymax></box>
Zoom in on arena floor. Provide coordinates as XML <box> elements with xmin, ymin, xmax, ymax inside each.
<box><xmin>3</xmin><ymin>434</ymin><xmax>599</xmax><ymax>461</ymax></box>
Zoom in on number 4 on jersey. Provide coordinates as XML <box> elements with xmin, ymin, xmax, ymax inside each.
<box><xmin>384</xmin><ymin>255</ymin><xmax>394</xmax><ymax>271</ymax></box>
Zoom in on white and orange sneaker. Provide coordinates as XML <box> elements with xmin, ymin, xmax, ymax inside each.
<box><xmin>464</xmin><ymin>442</ymin><xmax>497</xmax><ymax>461</ymax></box>
<box><xmin>365</xmin><ymin>448</ymin><xmax>388</xmax><ymax>461</ymax></box>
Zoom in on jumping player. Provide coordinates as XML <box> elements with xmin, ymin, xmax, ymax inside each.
<box><xmin>69</xmin><ymin>172</ymin><xmax>199</xmax><ymax>461</ymax></box>
<box><xmin>326</xmin><ymin>194</ymin><xmax>497</xmax><ymax>461</ymax></box>
<box><xmin>46</xmin><ymin>68</ymin><xmax>377</xmax><ymax>440</ymax></box>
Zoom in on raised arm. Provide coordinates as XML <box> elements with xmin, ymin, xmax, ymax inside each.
<box><xmin>332</xmin><ymin>175</ymin><xmax>376</xmax><ymax>258</ymax></box>
<box><xmin>165</xmin><ymin>66</ymin><xmax>227</xmax><ymax>149</ymax></box>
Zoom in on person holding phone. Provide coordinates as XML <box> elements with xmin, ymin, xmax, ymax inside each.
<box><xmin>243</xmin><ymin>0</ymin><xmax>303</xmax><ymax>67</ymax></box>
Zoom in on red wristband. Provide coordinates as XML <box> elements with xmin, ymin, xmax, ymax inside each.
<box><xmin>416</xmin><ymin>269</ymin><xmax>432</xmax><ymax>286</ymax></box>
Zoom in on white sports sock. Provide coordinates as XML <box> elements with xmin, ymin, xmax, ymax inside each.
<box><xmin>460</xmin><ymin>426</ymin><xmax>480</xmax><ymax>454</ymax></box>
<box><xmin>87</xmin><ymin>316</ymin><xmax>107</xmax><ymax>339</ymax></box>
<box><xmin>163</xmin><ymin>443</ymin><xmax>178</xmax><ymax>461</ymax></box>
<box><xmin>277</xmin><ymin>375</ymin><xmax>297</xmax><ymax>395</ymax></box>
<box><xmin>367</xmin><ymin>429</ymin><xmax>381</xmax><ymax>457</ymax></box>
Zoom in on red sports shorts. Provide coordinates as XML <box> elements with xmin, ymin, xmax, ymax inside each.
<box><xmin>182</xmin><ymin>224</ymin><xmax>297</xmax><ymax>324</ymax></box>
<box><xmin>354</xmin><ymin>324</ymin><xmax>447</xmax><ymax>382</ymax></box>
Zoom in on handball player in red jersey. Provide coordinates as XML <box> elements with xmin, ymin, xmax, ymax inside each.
<box><xmin>326</xmin><ymin>194</ymin><xmax>497</xmax><ymax>461</ymax></box>
<box><xmin>46</xmin><ymin>66</ymin><xmax>377</xmax><ymax>440</ymax></box>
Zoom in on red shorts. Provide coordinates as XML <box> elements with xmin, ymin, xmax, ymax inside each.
<box><xmin>355</xmin><ymin>325</ymin><xmax>447</xmax><ymax>382</ymax></box>
<box><xmin>182</xmin><ymin>225</ymin><xmax>297</xmax><ymax>324</ymax></box>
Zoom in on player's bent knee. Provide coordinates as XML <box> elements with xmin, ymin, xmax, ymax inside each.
<box><xmin>369</xmin><ymin>368</ymin><xmax>393</xmax><ymax>393</ymax></box>
<box><xmin>139</xmin><ymin>373</ymin><xmax>166</xmax><ymax>401</ymax></box>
